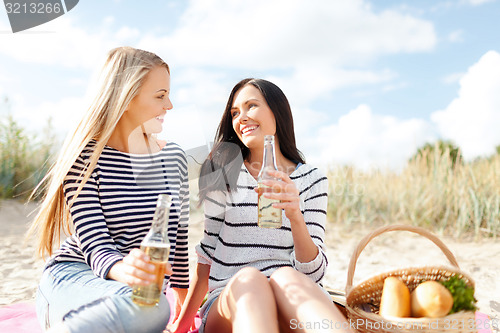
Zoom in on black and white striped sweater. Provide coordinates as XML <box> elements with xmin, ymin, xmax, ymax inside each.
<box><xmin>196</xmin><ymin>163</ymin><xmax>329</xmax><ymax>307</ymax></box>
<box><xmin>50</xmin><ymin>141</ymin><xmax>190</xmax><ymax>289</ymax></box>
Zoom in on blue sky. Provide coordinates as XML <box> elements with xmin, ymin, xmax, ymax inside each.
<box><xmin>1</xmin><ymin>0</ymin><xmax>499</xmax><ymax>170</ymax></box>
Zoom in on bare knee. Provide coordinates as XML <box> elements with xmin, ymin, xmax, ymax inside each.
<box><xmin>270</xmin><ymin>266</ymin><xmax>304</xmax><ymax>288</ymax></box>
<box><xmin>225</xmin><ymin>267</ymin><xmax>270</xmax><ymax>297</ymax></box>
<box><xmin>223</xmin><ymin>267</ymin><xmax>269</xmax><ymax>296</ymax></box>
<box><xmin>233</xmin><ymin>266</ymin><xmax>267</xmax><ymax>283</ymax></box>
<box><xmin>270</xmin><ymin>266</ymin><xmax>322</xmax><ymax>304</ymax></box>
<box><xmin>218</xmin><ymin>267</ymin><xmax>275</xmax><ymax>321</ymax></box>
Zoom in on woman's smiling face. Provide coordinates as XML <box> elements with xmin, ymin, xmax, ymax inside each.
<box><xmin>230</xmin><ymin>84</ymin><xmax>276</xmax><ymax>150</ymax></box>
<box><xmin>126</xmin><ymin>65</ymin><xmax>172</xmax><ymax>134</ymax></box>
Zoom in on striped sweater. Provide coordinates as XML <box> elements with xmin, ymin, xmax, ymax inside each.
<box><xmin>195</xmin><ymin>163</ymin><xmax>329</xmax><ymax>308</ymax></box>
<box><xmin>50</xmin><ymin>141</ymin><xmax>190</xmax><ymax>289</ymax></box>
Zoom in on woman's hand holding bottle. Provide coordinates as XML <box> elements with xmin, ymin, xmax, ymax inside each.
<box><xmin>107</xmin><ymin>248</ymin><xmax>173</xmax><ymax>286</ymax></box>
<box><xmin>256</xmin><ymin>169</ymin><xmax>301</xmax><ymax>222</ymax></box>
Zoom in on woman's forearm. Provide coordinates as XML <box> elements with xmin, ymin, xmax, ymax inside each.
<box><xmin>172</xmin><ymin>287</ymin><xmax>188</xmax><ymax>305</ymax></box>
<box><xmin>171</xmin><ymin>263</ymin><xmax>210</xmax><ymax>332</ymax></box>
<box><xmin>289</xmin><ymin>214</ymin><xmax>319</xmax><ymax>263</ymax></box>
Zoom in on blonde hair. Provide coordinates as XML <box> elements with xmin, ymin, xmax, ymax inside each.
<box><xmin>28</xmin><ymin>46</ymin><xmax>169</xmax><ymax>258</ymax></box>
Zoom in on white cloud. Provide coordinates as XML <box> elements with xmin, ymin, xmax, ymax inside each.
<box><xmin>0</xmin><ymin>16</ymin><xmax>139</xmax><ymax>69</ymax></box>
<box><xmin>160</xmin><ymin>105</ymin><xmax>212</xmax><ymax>151</ymax></box>
<box><xmin>140</xmin><ymin>0</ymin><xmax>436</xmax><ymax>70</ymax></box>
<box><xmin>431</xmin><ymin>50</ymin><xmax>500</xmax><ymax>159</ymax></box>
<box><xmin>1</xmin><ymin>0</ymin><xmax>438</xmax><ymax>134</ymax></box>
<box><xmin>159</xmin><ymin>68</ymin><xmax>229</xmax><ymax>150</ymax></box>
<box><xmin>292</xmin><ymin>106</ymin><xmax>333</xmax><ymax>170</ymax></box>
<box><xmin>172</xmin><ymin>68</ymin><xmax>229</xmax><ymax>110</ymax></box>
<box><xmin>0</xmin><ymin>0</ymin><xmax>443</xmax><ymax>172</ymax></box>
<box><xmin>166</xmin><ymin>67</ymin><xmax>231</xmax><ymax>145</ymax></box>
<box><xmin>135</xmin><ymin>0</ymin><xmax>437</xmax><ymax>111</ymax></box>
<box><xmin>15</xmin><ymin>96</ymin><xmax>86</xmax><ymax>137</ymax></box>
<box><xmin>268</xmin><ymin>66</ymin><xmax>397</xmax><ymax>106</ymax></box>
<box><xmin>312</xmin><ymin>105</ymin><xmax>434</xmax><ymax>170</ymax></box>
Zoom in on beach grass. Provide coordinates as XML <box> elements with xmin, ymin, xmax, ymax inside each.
<box><xmin>0</xmin><ymin>115</ymin><xmax>57</xmax><ymax>200</ymax></box>
<box><xmin>327</xmin><ymin>147</ymin><xmax>500</xmax><ymax>238</ymax></box>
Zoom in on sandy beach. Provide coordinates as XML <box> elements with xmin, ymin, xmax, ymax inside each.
<box><xmin>1</xmin><ymin>199</ymin><xmax>499</xmax><ymax>320</ymax></box>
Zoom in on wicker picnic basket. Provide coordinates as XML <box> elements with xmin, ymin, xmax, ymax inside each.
<box><xmin>345</xmin><ymin>224</ymin><xmax>476</xmax><ymax>333</ymax></box>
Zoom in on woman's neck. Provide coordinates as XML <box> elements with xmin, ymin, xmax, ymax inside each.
<box><xmin>107</xmin><ymin>125</ymin><xmax>159</xmax><ymax>154</ymax></box>
<box><xmin>245</xmin><ymin>146</ymin><xmax>297</xmax><ymax>178</ymax></box>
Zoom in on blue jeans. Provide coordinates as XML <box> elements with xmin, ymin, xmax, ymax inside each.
<box><xmin>198</xmin><ymin>295</ymin><xmax>218</xmax><ymax>333</ymax></box>
<box><xmin>36</xmin><ymin>262</ymin><xmax>170</xmax><ymax>333</ymax></box>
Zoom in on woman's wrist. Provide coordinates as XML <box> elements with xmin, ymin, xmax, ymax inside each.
<box><xmin>106</xmin><ymin>260</ymin><xmax>124</xmax><ymax>281</ymax></box>
<box><xmin>290</xmin><ymin>214</ymin><xmax>319</xmax><ymax>262</ymax></box>
<box><xmin>287</xmin><ymin>210</ymin><xmax>304</xmax><ymax>225</ymax></box>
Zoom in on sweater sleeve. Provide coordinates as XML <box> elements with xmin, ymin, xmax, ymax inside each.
<box><xmin>169</xmin><ymin>151</ymin><xmax>190</xmax><ymax>289</ymax></box>
<box><xmin>63</xmin><ymin>154</ymin><xmax>123</xmax><ymax>279</ymax></box>
<box><xmin>195</xmin><ymin>190</ymin><xmax>226</xmax><ymax>265</ymax></box>
<box><xmin>290</xmin><ymin>171</ymin><xmax>329</xmax><ymax>283</ymax></box>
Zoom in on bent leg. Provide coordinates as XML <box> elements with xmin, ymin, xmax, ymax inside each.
<box><xmin>61</xmin><ymin>292</ymin><xmax>169</xmax><ymax>333</ymax></box>
<box><xmin>204</xmin><ymin>267</ymin><xmax>279</xmax><ymax>333</ymax></box>
<box><xmin>269</xmin><ymin>267</ymin><xmax>353</xmax><ymax>333</ymax></box>
<box><xmin>36</xmin><ymin>262</ymin><xmax>170</xmax><ymax>333</ymax></box>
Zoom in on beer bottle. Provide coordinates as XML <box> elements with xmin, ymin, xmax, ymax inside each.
<box><xmin>257</xmin><ymin>135</ymin><xmax>282</xmax><ymax>228</ymax></box>
<box><xmin>131</xmin><ymin>194</ymin><xmax>172</xmax><ymax>306</ymax></box>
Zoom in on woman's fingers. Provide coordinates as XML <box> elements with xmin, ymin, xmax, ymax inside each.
<box><xmin>122</xmin><ymin>249</ymin><xmax>156</xmax><ymax>285</ymax></box>
<box><xmin>260</xmin><ymin>180</ymin><xmax>299</xmax><ymax>198</ymax></box>
<box><xmin>122</xmin><ymin>248</ymin><xmax>173</xmax><ymax>286</ymax></box>
<box><xmin>257</xmin><ymin>170</ymin><xmax>303</xmax><ymax>220</ymax></box>
<box><xmin>267</xmin><ymin>169</ymin><xmax>293</xmax><ymax>184</ymax></box>
<box><xmin>265</xmin><ymin>192</ymin><xmax>300</xmax><ymax>202</ymax></box>
<box><xmin>124</xmin><ymin>249</ymin><xmax>155</xmax><ymax>272</ymax></box>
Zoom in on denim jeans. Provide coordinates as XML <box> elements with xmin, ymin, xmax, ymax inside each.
<box><xmin>36</xmin><ymin>262</ymin><xmax>170</xmax><ymax>333</ymax></box>
<box><xmin>197</xmin><ymin>295</ymin><xmax>218</xmax><ymax>333</ymax></box>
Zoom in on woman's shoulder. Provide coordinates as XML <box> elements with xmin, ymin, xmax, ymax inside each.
<box><xmin>292</xmin><ymin>163</ymin><xmax>329</xmax><ymax>196</ymax></box>
<box><xmin>161</xmin><ymin>141</ymin><xmax>188</xmax><ymax>165</ymax></box>
<box><xmin>77</xmin><ymin>139</ymin><xmax>98</xmax><ymax>162</ymax></box>
<box><xmin>162</xmin><ymin>140</ymin><xmax>186</xmax><ymax>154</ymax></box>
<box><xmin>292</xmin><ymin>163</ymin><xmax>327</xmax><ymax>181</ymax></box>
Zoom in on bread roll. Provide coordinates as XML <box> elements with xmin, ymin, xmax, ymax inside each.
<box><xmin>411</xmin><ymin>281</ymin><xmax>453</xmax><ymax>318</ymax></box>
<box><xmin>379</xmin><ymin>277</ymin><xmax>411</xmax><ymax>317</ymax></box>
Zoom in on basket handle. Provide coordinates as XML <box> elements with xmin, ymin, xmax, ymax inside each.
<box><xmin>346</xmin><ymin>224</ymin><xmax>460</xmax><ymax>294</ymax></box>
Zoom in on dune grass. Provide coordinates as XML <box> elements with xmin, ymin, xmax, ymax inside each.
<box><xmin>327</xmin><ymin>147</ymin><xmax>500</xmax><ymax>239</ymax></box>
<box><xmin>0</xmin><ymin>115</ymin><xmax>57</xmax><ymax>200</ymax></box>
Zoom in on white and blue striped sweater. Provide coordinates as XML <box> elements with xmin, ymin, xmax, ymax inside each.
<box><xmin>50</xmin><ymin>141</ymin><xmax>190</xmax><ymax>289</ymax></box>
<box><xmin>196</xmin><ymin>163</ymin><xmax>329</xmax><ymax>308</ymax></box>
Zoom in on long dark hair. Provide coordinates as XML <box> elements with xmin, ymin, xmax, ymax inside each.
<box><xmin>198</xmin><ymin>78</ymin><xmax>305</xmax><ymax>202</ymax></box>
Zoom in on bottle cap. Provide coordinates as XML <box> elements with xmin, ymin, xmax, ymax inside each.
<box><xmin>157</xmin><ymin>194</ymin><xmax>172</xmax><ymax>207</ymax></box>
<box><xmin>264</xmin><ymin>135</ymin><xmax>274</xmax><ymax>142</ymax></box>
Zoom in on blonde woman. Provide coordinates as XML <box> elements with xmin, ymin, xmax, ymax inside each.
<box><xmin>28</xmin><ymin>47</ymin><xmax>189</xmax><ymax>333</ymax></box>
